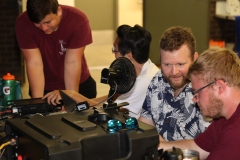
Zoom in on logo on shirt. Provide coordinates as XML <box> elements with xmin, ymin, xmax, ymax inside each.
<box><xmin>59</xmin><ymin>40</ymin><xmax>66</xmax><ymax>55</ymax></box>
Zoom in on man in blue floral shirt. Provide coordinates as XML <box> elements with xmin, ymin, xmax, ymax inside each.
<box><xmin>139</xmin><ymin>26</ymin><xmax>210</xmax><ymax>141</ymax></box>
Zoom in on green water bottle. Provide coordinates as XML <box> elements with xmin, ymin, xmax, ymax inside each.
<box><xmin>2</xmin><ymin>73</ymin><xmax>16</xmax><ymax>106</ymax></box>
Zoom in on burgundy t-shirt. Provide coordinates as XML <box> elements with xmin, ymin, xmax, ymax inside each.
<box><xmin>15</xmin><ymin>5</ymin><xmax>92</xmax><ymax>90</ymax></box>
<box><xmin>194</xmin><ymin>104</ymin><xmax>240</xmax><ymax>159</ymax></box>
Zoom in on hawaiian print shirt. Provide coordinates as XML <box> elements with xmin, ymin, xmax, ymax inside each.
<box><xmin>140</xmin><ymin>71</ymin><xmax>209</xmax><ymax>141</ymax></box>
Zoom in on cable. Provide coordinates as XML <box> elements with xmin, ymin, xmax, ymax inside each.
<box><xmin>91</xmin><ymin>81</ymin><xmax>118</xmax><ymax>107</ymax></box>
<box><xmin>0</xmin><ymin>138</ymin><xmax>16</xmax><ymax>150</ymax></box>
<box><xmin>0</xmin><ymin>142</ymin><xmax>10</xmax><ymax>150</ymax></box>
<box><xmin>0</xmin><ymin>148</ymin><xmax>5</xmax><ymax>158</ymax></box>
<box><xmin>0</xmin><ymin>138</ymin><xmax>16</xmax><ymax>159</ymax></box>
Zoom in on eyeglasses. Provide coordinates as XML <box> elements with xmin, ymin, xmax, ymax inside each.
<box><xmin>192</xmin><ymin>81</ymin><xmax>215</xmax><ymax>100</ymax></box>
<box><xmin>101</xmin><ymin>117</ymin><xmax>144</xmax><ymax>133</ymax></box>
<box><xmin>112</xmin><ymin>45</ymin><xmax>119</xmax><ymax>53</ymax></box>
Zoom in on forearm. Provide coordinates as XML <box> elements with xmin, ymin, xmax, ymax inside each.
<box><xmin>21</xmin><ymin>48</ymin><xmax>44</xmax><ymax>98</ymax></box>
<box><xmin>64</xmin><ymin>61</ymin><xmax>81</xmax><ymax>92</ymax></box>
<box><xmin>26</xmin><ymin>63</ymin><xmax>44</xmax><ymax>98</ymax></box>
<box><xmin>159</xmin><ymin>139</ymin><xmax>192</xmax><ymax>150</ymax></box>
<box><xmin>64</xmin><ymin>48</ymin><xmax>86</xmax><ymax>92</ymax></box>
<box><xmin>92</xmin><ymin>95</ymin><xmax>107</xmax><ymax>102</ymax></box>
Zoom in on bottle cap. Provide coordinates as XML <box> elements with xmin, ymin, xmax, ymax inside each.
<box><xmin>3</xmin><ymin>73</ymin><xmax>15</xmax><ymax>80</ymax></box>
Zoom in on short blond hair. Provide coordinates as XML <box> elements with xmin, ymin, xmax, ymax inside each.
<box><xmin>188</xmin><ymin>47</ymin><xmax>240</xmax><ymax>88</ymax></box>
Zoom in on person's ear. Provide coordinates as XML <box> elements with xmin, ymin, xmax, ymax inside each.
<box><xmin>57</xmin><ymin>6</ymin><xmax>62</xmax><ymax>16</ymax></box>
<box><xmin>193</xmin><ymin>52</ymin><xmax>198</xmax><ymax>61</ymax></box>
<box><xmin>125</xmin><ymin>52</ymin><xmax>133</xmax><ymax>59</ymax></box>
<box><xmin>215</xmin><ymin>80</ymin><xmax>226</xmax><ymax>95</ymax></box>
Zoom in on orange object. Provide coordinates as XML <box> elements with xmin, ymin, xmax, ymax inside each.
<box><xmin>2</xmin><ymin>73</ymin><xmax>15</xmax><ymax>80</ymax></box>
<box><xmin>209</xmin><ymin>39</ymin><xmax>225</xmax><ymax>48</ymax></box>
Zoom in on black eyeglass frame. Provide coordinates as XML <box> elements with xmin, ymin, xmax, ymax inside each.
<box><xmin>192</xmin><ymin>81</ymin><xmax>215</xmax><ymax>96</ymax></box>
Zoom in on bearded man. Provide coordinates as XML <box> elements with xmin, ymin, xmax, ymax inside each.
<box><xmin>139</xmin><ymin>26</ymin><xmax>210</xmax><ymax>141</ymax></box>
<box><xmin>159</xmin><ymin>47</ymin><xmax>240</xmax><ymax>159</ymax></box>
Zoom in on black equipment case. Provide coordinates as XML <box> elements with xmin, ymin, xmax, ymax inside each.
<box><xmin>5</xmin><ymin>108</ymin><xmax>159</xmax><ymax>160</ymax></box>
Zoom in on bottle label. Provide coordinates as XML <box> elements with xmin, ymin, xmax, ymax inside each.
<box><xmin>3</xmin><ymin>86</ymin><xmax>10</xmax><ymax>95</ymax></box>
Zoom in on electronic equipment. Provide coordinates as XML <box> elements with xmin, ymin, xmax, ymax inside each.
<box><xmin>87</xmin><ymin>57</ymin><xmax>136</xmax><ymax>123</ymax></box>
<box><xmin>58</xmin><ymin>90</ymin><xmax>90</xmax><ymax>112</ymax></box>
<box><xmin>101</xmin><ymin>57</ymin><xmax>136</xmax><ymax>94</ymax></box>
<box><xmin>75</xmin><ymin>101</ymin><xmax>90</xmax><ymax>112</ymax></box>
<box><xmin>5</xmin><ymin>110</ymin><xmax>159</xmax><ymax>160</ymax></box>
<box><xmin>100</xmin><ymin>57</ymin><xmax>136</xmax><ymax>109</ymax></box>
<box><xmin>59</xmin><ymin>90</ymin><xmax>76</xmax><ymax>112</ymax></box>
<box><xmin>3</xmin><ymin>57</ymin><xmax>159</xmax><ymax>160</ymax></box>
<box><xmin>7</xmin><ymin>98</ymin><xmax>62</xmax><ymax>115</ymax></box>
<box><xmin>61</xmin><ymin>114</ymin><xmax>96</xmax><ymax>131</ymax></box>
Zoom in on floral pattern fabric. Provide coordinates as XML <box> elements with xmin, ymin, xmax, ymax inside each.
<box><xmin>140</xmin><ymin>71</ymin><xmax>209</xmax><ymax>141</ymax></box>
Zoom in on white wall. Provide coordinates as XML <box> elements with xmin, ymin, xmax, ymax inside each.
<box><xmin>22</xmin><ymin>0</ymin><xmax>26</xmax><ymax>11</ymax></box>
<box><xmin>117</xmin><ymin>0</ymin><xmax>143</xmax><ymax>26</ymax></box>
<box><xmin>20</xmin><ymin>0</ymin><xmax>142</xmax><ymax>45</ymax></box>
<box><xmin>22</xmin><ymin>0</ymin><xmax>74</xmax><ymax>11</ymax></box>
<box><xmin>58</xmin><ymin>0</ymin><xmax>74</xmax><ymax>6</ymax></box>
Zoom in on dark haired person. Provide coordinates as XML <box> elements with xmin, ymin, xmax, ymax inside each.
<box><xmin>44</xmin><ymin>24</ymin><xmax>159</xmax><ymax>118</ymax></box>
<box><xmin>139</xmin><ymin>26</ymin><xmax>209</xmax><ymax>141</ymax></box>
<box><xmin>111</xmin><ymin>24</ymin><xmax>159</xmax><ymax>118</ymax></box>
<box><xmin>15</xmin><ymin>0</ymin><xmax>96</xmax><ymax>99</ymax></box>
<box><xmin>160</xmin><ymin>47</ymin><xmax>240</xmax><ymax>159</ymax></box>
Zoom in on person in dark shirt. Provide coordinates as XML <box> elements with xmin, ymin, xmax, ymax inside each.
<box><xmin>160</xmin><ymin>47</ymin><xmax>240</xmax><ymax>160</ymax></box>
<box><xmin>15</xmin><ymin>0</ymin><xmax>96</xmax><ymax>98</ymax></box>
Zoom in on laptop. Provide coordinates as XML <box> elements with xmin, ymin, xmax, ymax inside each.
<box><xmin>59</xmin><ymin>90</ymin><xmax>76</xmax><ymax>112</ymax></box>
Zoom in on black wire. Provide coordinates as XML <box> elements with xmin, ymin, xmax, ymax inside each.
<box><xmin>90</xmin><ymin>81</ymin><xmax>118</xmax><ymax>108</ymax></box>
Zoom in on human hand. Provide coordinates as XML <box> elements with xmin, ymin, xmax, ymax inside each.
<box><xmin>43</xmin><ymin>90</ymin><xmax>62</xmax><ymax>106</ymax></box>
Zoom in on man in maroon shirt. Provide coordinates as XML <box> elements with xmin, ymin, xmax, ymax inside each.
<box><xmin>159</xmin><ymin>47</ymin><xmax>240</xmax><ymax>160</ymax></box>
<box><xmin>15</xmin><ymin>0</ymin><xmax>96</xmax><ymax>99</ymax></box>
